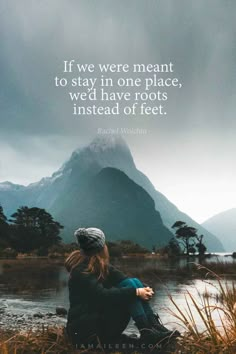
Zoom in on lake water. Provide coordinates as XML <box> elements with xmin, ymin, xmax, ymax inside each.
<box><xmin>0</xmin><ymin>254</ymin><xmax>235</xmax><ymax>334</ymax></box>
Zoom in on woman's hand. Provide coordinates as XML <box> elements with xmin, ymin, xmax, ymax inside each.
<box><xmin>136</xmin><ymin>287</ymin><xmax>154</xmax><ymax>301</ymax></box>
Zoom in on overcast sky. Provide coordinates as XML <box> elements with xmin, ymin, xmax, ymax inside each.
<box><xmin>0</xmin><ymin>0</ymin><xmax>235</xmax><ymax>223</ymax></box>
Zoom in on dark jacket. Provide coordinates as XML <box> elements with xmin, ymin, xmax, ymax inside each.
<box><xmin>67</xmin><ymin>262</ymin><xmax>136</xmax><ymax>342</ymax></box>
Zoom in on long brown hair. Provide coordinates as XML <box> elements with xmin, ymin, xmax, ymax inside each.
<box><xmin>65</xmin><ymin>244</ymin><xmax>110</xmax><ymax>280</ymax></box>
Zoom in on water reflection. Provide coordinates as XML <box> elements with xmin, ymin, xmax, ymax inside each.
<box><xmin>0</xmin><ymin>256</ymin><xmax>235</xmax><ymax>332</ymax></box>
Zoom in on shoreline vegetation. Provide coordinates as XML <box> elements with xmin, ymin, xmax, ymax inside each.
<box><xmin>1</xmin><ymin>252</ymin><xmax>236</xmax><ymax>280</ymax></box>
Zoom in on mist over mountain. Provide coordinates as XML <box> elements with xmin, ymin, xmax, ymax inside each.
<box><xmin>0</xmin><ymin>135</ymin><xmax>224</xmax><ymax>251</ymax></box>
<box><xmin>202</xmin><ymin>208</ymin><xmax>236</xmax><ymax>252</ymax></box>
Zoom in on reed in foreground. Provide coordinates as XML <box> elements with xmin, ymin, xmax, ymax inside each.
<box><xmin>0</xmin><ymin>327</ymin><xmax>75</xmax><ymax>354</ymax></box>
<box><xmin>169</xmin><ymin>265</ymin><xmax>236</xmax><ymax>354</ymax></box>
<box><xmin>0</xmin><ymin>328</ymin><xmax>178</xmax><ymax>354</ymax></box>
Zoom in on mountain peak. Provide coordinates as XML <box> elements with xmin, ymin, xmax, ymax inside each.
<box><xmin>65</xmin><ymin>134</ymin><xmax>135</xmax><ymax>174</ymax></box>
<box><xmin>74</xmin><ymin>134</ymin><xmax>130</xmax><ymax>155</ymax></box>
<box><xmin>0</xmin><ymin>136</ymin><xmax>225</xmax><ymax>252</ymax></box>
<box><xmin>203</xmin><ymin>208</ymin><xmax>236</xmax><ymax>224</ymax></box>
<box><xmin>89</xmin><ymin>134</ymin><xmax>128</xmax><ymax>151</ymax></box>
<box><xmin>202</xmin><ymin>208</ymin><xmax>236</xmax><ymax>251</ymax></box>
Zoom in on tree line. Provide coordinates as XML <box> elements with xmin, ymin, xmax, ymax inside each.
<box><xmin>0</xmin><ymin>205</ymin><xmax>63</xmax><ymax>255</ymax></box>
<box><xmin>154</xmin><ymin>221</ymin><xmax>207</xmax><ymax>257</ymax></box>
<box><xmin>0</xmin><ymin>204</ymin><xmax>207</xmax><ymax>258</ymax></box>
<box><xmin>0</xmin><ymin>205</ymin><xmax>150</xmax><ymax>257</ymax></box>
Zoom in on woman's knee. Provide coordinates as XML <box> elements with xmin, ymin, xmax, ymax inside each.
<box><xmin>118</xmin><ymin>277</ymin><xmax>144</xmax><ymax>289</ymax></box>
<box><xmin>131</xmin><ymin>278</ymin><xmax>144</xmax><ymax>287</ymax></box>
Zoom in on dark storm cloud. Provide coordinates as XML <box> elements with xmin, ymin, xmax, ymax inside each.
<box><xmin>1</xmin><ymin>0</ymin><xmax>235</xmax><ymax>135</ymax></box>
<box><xmin>0</xmin><ymin>0</ymin><xmax>235</xmax><ymax>220</ymax></box>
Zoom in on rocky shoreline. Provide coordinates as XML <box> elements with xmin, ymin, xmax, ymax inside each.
<box><xmin>0</xmin><ymin>305</ymin><xmax>67</xmax><ymax>332</ymax></box>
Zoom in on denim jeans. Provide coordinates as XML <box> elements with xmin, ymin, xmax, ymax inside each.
<box><xmin>117</xmin><ymin>277</ymin><xmax>154</xmax><ymax>320</ymax></box>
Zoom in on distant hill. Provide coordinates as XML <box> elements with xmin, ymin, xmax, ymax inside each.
<box><xmin>0</xmin><ymin>135</ymin><xmax>224</xmax><ymax>251</ymax></box>
<box><xmin>52</xmin><ymin>167</ymin><xmax>173</xmax><ymax>248</ymax></box>
<box><xmin>202</xmin><ymin>208</ymin><xmax>236</xmax><ymax>252</ymax></box>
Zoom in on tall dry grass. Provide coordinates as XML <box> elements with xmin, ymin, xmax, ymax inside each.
<box><xmin>0</xmin><ymin>327</ymin><xmax>75</xmax><ymax>354</ymax></box>
<box><xmin>169</xmin><ymin>265</ymin><xmax>236</xmax><ymax>354</ymax></box>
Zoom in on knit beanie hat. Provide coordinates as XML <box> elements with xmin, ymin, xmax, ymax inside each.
<box><xmin>74</xmin><ymin>227</ymin><xmax>106</xmax><ymax>255</ymax></box>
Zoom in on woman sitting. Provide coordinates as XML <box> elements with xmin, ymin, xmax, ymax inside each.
<box><xmin>65</xmin><ymin>227</ymin><xmax>179</xmax><ymax>349</ymax></box>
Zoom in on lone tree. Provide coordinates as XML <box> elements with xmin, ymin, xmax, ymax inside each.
<box><xmin>167</xmin><ymin>237</ymin><xmax>182</xmax><ymax>257</ymax></box>
<box><xmin>172</xmin><ymin>221</ymin><xmax>198</xmax><ymax>256</ymax></box>
<box><xmin>195</xmin><ymin>234</ymin><xmax>207</xmax><ymax>256</ymax></box>
<box><xmin>10</xmin><ymin>206</ymin><xmax>63</xmax><ymax>253</ymax></box>
<box><xmin>160</xmin><ymin>237</ymin><xmax>182</xmax><ymax>257</ymax></box>
<box><xmin>0</xmin><ymin>205</ymin><xmax>10</xmax><ymax>248</ymax></box>
<box><xmin>172</xmin><ymin>221</ymin><xmax>207</xmax><ymax>256</ymax></box>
